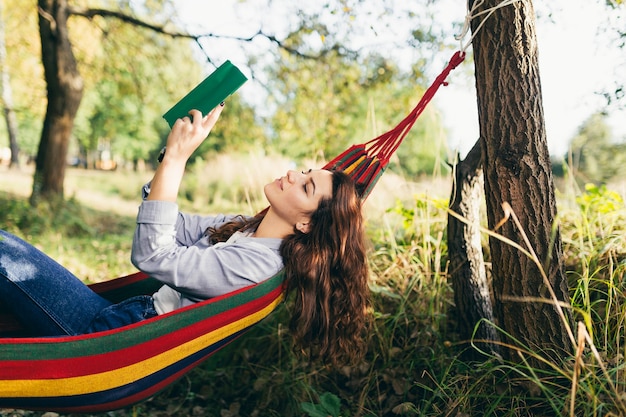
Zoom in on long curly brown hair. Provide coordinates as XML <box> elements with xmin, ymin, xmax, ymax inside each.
<box><xmin>207</xmin><ymin>170</ymin><xmax>370</xmax><ymax>366</ymax></box>
<box><xmin>281</xmin><ymin>170</ymin><xmax>370</xmax><ymax>366</ymax></box>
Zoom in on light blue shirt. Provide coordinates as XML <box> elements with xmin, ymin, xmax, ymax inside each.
<box><xmin>131</xmin><ymin>200</ymin><xmax>283</xmax><ymax>314</ymax></box>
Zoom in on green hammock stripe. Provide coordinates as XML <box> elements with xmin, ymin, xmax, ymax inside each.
<box><xmin>325</xmin><ymin>145</ymin><xmax>366</xmax><ymax>171</ymax></box>
<box><xmin>361</xmin><ymin>166</ymin><xmax>386</xmax><ymax>199</ymax></box>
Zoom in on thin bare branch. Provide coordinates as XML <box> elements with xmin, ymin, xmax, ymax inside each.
<box><xmin>67</xmin><ymin>6</ymin><xmax>325</xmax><ymax>60</ymax></box>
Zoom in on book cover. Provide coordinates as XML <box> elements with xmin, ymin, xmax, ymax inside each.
<box><xmin>162</xmin><ymin>60</ymin><xmax>248</xmax><ymax>128</ymax></box>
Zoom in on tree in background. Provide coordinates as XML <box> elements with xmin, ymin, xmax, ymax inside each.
<box><xmin>0</xmin><ymin>0</ymin><xmax>45</xmax><ymax>162</ymax></box>
<box><xmin>30</xmin><ymin>0</ymin><xmax>271</xmax><ymax>201</ymax></box>
<box><xmin>1</xmin><ymin>0</ymin><xmax>451</xmax><ymax>203</ymax></box>
<box><xmin>2</xmin><ymin>0</ymin><xmax>622</xmax><ymax>201</ymax></box>
<box><xmin>566</xmin><ymin>112</ymin><xmax>626</xmax><ymax>185</ymax></box>
<box><xmin>71</xmin><ymin>9</ymin><xmax>204</xmax><ymax>170</ymax></box>
<box><xmin>32</xmin><ymin>0</ymin><xmax>84</xmax><ymax>203</ymax></box>
<box><xmin>0</xmin><ymin>1</ymin><xmax>20</xmax><ymax>169</ymax></box>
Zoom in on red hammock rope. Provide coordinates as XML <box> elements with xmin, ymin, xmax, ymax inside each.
<box><xmin>325</xmin><ymin>51</ymin><xmax>466</xmax><ymax>199</ymax></box>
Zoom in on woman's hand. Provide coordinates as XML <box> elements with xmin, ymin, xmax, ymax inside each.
<box><xmin>162</xmin><ymin>106</ymin><xmax>224</xmax><ymax>164</ymax></box>
<box><xmin>147</xmin><ymin>104</ymin><xmax>224</xmax><ymax>202</ymax></box>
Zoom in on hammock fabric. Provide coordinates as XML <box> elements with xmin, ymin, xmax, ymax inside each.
<box><xmin>0</xmin><ymin>51</ymin><xmax>464</xmax><ymax>413</ymax></box>
<box><xmin>0</xmin><ymin>272</ymin><xmax>284</xmax><ymax>412</ymax></box>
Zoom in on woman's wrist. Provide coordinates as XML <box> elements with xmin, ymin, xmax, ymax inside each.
<box><xmin>146</xmin><ymin>159</ymin><xmax>186</xmax><ymax>202</ymax></box>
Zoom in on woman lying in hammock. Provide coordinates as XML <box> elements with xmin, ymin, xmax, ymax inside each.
<box><xmin>0</xmin><ymin>104</ymin><xmax>370</xmax><ymax>366</ymax></box>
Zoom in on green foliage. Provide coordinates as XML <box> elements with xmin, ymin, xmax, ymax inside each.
<box><xmin>392</xmin><ymin>105</ymin><xmax>449</xmax><ymax>177</ymax></box>
<box><xmin>71</xmin><ymin>6</ymin><xmax>205</xmax><ymax>166</ymax></box>
<box><xmin>13</xmin><ymin>108</ymin><xmax>42</xmax><ymax>158</ymax></box>
<box><xmin>566</xmin><ymin>112</ymin><xmax>626</xmax><ymax>184</ymax></box>
<box><xmin>425</xmin><ymin>180</ymin><xmax>626</xmax><ymax>417</ymax></box>
<box><xmin>70</xmin><ymin>7</ymin><xmax>270</xmax><ymax>166</ymax></box>
<box><xmin>267</xmin><ymin>49</ymin><xmax>447</xmax><ymax>176</ymax></box>
<box><xmin>268</xmin><ymin>50</ymin><xmax>374</xmax><ymax>161</ymax></box>
<box><xmin>1</xmin><ymin>193</ymin><xmax>92</xmax><ymax>237</ymax></box>
<box><xmin>0</xmin><ymin>0</ymin><xmax>46</xmax><ymax>159</ymax></box>
<box><xmin>0</xmin><ymin>0</ymin><xmax>448</xmax><ymax>183</ymax></box>
<box><xmin>0</xmin><ymin>0</ymin><xmax>267</xmax><ymax>171</ymax></box>
<box><xmin>301</xmin><ymin>392</ymin><xmax>342</xmax><ymax>417</ymax></box>
<box><xmin>576</xmin><ymin>183</ymin><xmax>624</xmax><ymax>215</ymax></box>
<box><xmin>0</xmin><ymin>190</ymin><xmax>136</xmax><ymax>282</ymax></box>
<box><xmin>197</xmin><ymin>94</ymin><xmax>269</xmax><ymax>156</ymax></box>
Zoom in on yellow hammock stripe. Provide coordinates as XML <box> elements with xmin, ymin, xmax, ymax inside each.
<box><xmin>342</xmin><ymin>155</ymin><xmax>366</xmax><ymax>175</ymax></box>
<box><xmin>0</xmin><ymin>295</ymin><xmax>283</xmax><ymax>398</ymax></box>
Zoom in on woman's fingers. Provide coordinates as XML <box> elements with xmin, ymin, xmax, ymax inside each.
<box><xmin>201</xmin><ymin>104</ymin><xmax>224</xmax><ymax>129</ymax></box>
<box><xmin>165</xmin><ymin>105</ymin><xmax>225</xmax><ymax>162</ymax></box>
<box><xmin>188</xmin><ymin>109</ymin><xmax>203</xmax><ymax>123</ymax></box>
<box><xmin>189</xmin><ymin>105</ymin><xmax>223</xmax><ymax>134</ymax></box>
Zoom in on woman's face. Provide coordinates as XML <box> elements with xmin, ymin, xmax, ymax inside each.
<box><xmin>264</xmin><ymin>169</ymin><xmax>333</xmax><ymax>232</ymax></box>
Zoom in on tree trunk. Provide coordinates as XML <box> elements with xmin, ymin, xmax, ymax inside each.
<box><xmin>470</xmin><ymin>0</ymin><xmax>572</xmax><ymax>362</ymax></box>
<box><xmin>0</xmin><ymin>1</ymin><xmax>20</xmax><ymax>169</ymax></box>
<box><xmin>448</xmin><ymin>140</ymin><xmax>499</xmax><ymax>358</ymax></box>
<box><xmin>31</xmin><ymin>0</ymin><xmax>83</xmax><ymax>203</ymax></box>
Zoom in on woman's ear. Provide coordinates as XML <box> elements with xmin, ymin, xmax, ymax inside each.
<box><xmin>295</xmin><ymin>221</ymin><xmax>310</xmax><ymax>234</ymax></box>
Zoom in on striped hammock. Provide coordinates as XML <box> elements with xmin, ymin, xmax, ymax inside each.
<box><xmin>0</xmin><ymin>51</ymin><xmax>464</xmax><ymax>413</ymax></box>
<box><xmin>0</xmin><ymin>272</ymin><xmax>284</xmax><ymax>413</ymax></box>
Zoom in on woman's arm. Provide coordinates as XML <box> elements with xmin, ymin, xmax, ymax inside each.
<box><xmin>131</xmin><ymin>204</ymin><xmax>283</xmax><ymax>299</ymax></box>
<box><xmin>147</xmin><ymin>105</ymin><xmax>223</xmax><ymax>202</ymax></box>
<box><xmin>131</xmin><ymin>104</ymin><xmax>227</xmax><ymax>275</ymax></box>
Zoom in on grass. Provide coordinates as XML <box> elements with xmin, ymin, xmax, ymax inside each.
<box><xmin>1</xmin><ymin>158</ymin><xmax>626</xmax><ymax>416</ymax></box>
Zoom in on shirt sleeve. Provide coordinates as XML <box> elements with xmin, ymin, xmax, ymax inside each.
<box><xmin>140</xmin><ymin>181</ymin><xmax>236</xmax><ymax>246</ymax></box>
<box><xmin>173</xmin><ymin>210</ymin><xmax>238</xmax><ymax>247</ymax></box>
<box><xmin>131</xmin><ymin>200</ymin><xmax>283</xmax><ymax>299</ymax></box>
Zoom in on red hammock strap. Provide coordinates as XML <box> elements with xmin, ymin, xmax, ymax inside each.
<box><xmin>324</xmin><ymin>51</ymin><xmax>465</xmax><ymax>199</ymax></box>
<box><xmin>364</xmin><ymin>50</ymin><xmax>466</xmax><ymax>160</ymax></box>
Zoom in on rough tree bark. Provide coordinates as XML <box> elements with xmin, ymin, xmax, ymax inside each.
<box><xmin>31</xmin><ymin>0</ymin><xmax>83</xmax><ymax>202</ymax></box>
<box><xmin>448</xmin><ymin>140</ymin><xmax>499</xmax><ymax>358</ymax></box>
<box><xmin>470</xmin><ymin>0</ymin><xmax>572</xmax><ymax>361</ymax></box>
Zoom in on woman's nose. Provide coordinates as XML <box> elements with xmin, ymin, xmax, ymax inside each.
<box><xmin>286</xmin><ymin>170</ymin><xmax>299</xmax><ymax>183</ymax></box>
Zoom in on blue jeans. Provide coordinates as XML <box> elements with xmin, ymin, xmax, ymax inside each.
<box><xmin>0</xmin><ymin>230</ymin><xmax>157</xmax><ymax>336</ymax></box>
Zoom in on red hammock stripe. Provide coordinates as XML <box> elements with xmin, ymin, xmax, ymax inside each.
<box><xmin>0</xmin><ymin>271</ymin><xmax>279</xmax><ymax>358</ymax></box>
<box><xmin>325</xmin><ymin>144</ymin><xmax>366</xmax><ymax>172</ymax></box>
<box><xmin>0</xmin><ymin>283</ymin><xmax>283</xmax><ymax>380</ymax></box>
<box><xmin>3</xmin><ymin>330</ymin><xmax>247</xmax><ymax>413</ymax></box>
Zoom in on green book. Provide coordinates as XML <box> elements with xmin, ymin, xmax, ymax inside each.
<box><xmin>162</xmin><ymin>60</ymin><xmax>248</xmax><ymax>128</ymax></box>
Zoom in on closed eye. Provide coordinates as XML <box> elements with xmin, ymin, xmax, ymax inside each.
<box><xmin>302</xmin><ymin>169</ymin><xmax>313</xmax><ymax>194</ymax></box>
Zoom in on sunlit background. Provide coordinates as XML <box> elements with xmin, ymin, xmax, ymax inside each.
<box><xmin>175</xmin><ymin>0</ymin><xmax>625</xmax><ymax>157</ymax></box>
